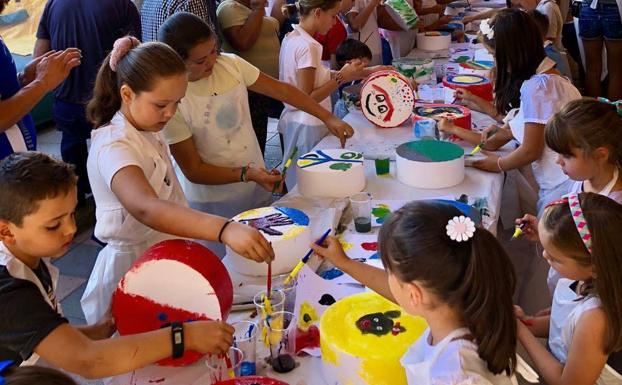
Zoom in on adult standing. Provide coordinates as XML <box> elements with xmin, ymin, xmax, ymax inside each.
<box><xmin>0</xmin><ymin>0</ymin><xmax>80</xmax><ymax>160</ymax></box>
<box><xmin>578</xmin><ymin>0</ymin><xmax>622</xmax><ymax>99</ymax></box>
<box><xmin>141</xmin><ymin>0</ymin><xmax>220</xmax><ymax>42</ymax></box>
<box><xmin>217</xmin><ymin>0</ymin><xmax>284</xmax><ymax>154</ymax></box>
<box><xmin>34</xmin><ymin>0</ymin><xmax>141</xmax><ymax>203</ymax></box>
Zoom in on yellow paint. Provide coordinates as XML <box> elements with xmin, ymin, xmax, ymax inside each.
<box><xmin>281</xmin><ymin>225</ymin><xmax>306</xmax><ymax>240</ymax></box>
<box><xmin>452</xmin><ymin>75</ymin><xmax>482</xmax><ymax>84</ymax></box>
<box><xmin>320</xmin><ymin>292</ymin><xmax>427</xmax><ymax>385</ymax></box>
<box><xmin>338</xmin><ymin>235</ymin><xmax>354</xmax><ymax>251</ymax></box>
<box><xmin>298</xmin><ymin>301</ymin><xmax>319</xmax><ymax>331</ymax></box>
<box><xmin>297</xmin><ymin>159</ymin><xmax>314</xmax><ymax>167</ymax></box>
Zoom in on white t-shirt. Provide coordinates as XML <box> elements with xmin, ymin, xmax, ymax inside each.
<box><xmin>401</xmin><ymin>328</ymin><xmax>516</xmax><ymax>385</ymax></box>
<box><xmin>507</xmin><ymin>65</ymin><xmax>580</xmax><ymax>191</ymax></box>
<box><xmin>279</xmin><ymin>24</ymin><xmax>332</xmax><ymax>127</ymax></box>
<box><xmin>348</xmin><ymin>0</ymin><xmax>383</xmax><ymax>65</ymax></box>
<box><xmin>87</xmin><ymin>111</ymin><xmax>187</xmax><ymax>244</ymax></box>
<box><xmin>164</xmin><ymin>53</ymin><xmax>260</xmax><ymax>145</ymax></box>
<box><xmin>536</xmin><ymin>0</ymin><xmax>564</xmax><ymax>50</ymax></box>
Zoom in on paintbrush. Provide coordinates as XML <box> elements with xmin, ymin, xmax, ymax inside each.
<box><xmin>272</xmin><ymin>146</ymin><xmax>298</xmax><ymax>195</ymax></box>
<box><xmin>512</xmin><ymin>221</ymin><xmax>527</xmax><ymax>240</ymax></box>
<box><xmin>223</xmin><ymin>353</ymin><xmax>235</xmax><ymax>379</ymax></box>
<box><xmin>283</xmin><ymin>229</ymin><xmax>332</xmax><ymax>285</ymax></box>
<box><xmin>470</xmin><ymin>126</ymin><xmax>500</xmax><ymax>156</ymax></box>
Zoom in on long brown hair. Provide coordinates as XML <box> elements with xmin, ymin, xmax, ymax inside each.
<box><xmin>3</xmin><ymin>365</ymin><xmax>77</xmax><ymax>385</ymax></box>
<box><xmin>483</xmin><ymin>9</ymin><xmax>546</xmax><ymax>114</ymax></box>
<box><xmin>87</xmin><ymin>40</ymin><xmax>186</xmax><ymax>128</ymax></box>
<box><xmin>542</xmin><ymin>192</ymin><xmax>622</xmax><ymax>354</ymax></box>
<box><xmin>545</xmin><ymin>98</ymin><xmax>622</xmax><ymax>168</ymax></box>
<box><xmin>379</xmin><ymin>201</ymin><xmax>517</xmax><ymax>375</ymax></box>
<box><xmin>282</xmin><ymin>0</ymin><xmax>341</xmax><ymax>19</ymax></box>
<box><xmin>158</xmin><ymin>12</ymin><xmax>215</xmax><ymax>60</ymax></box>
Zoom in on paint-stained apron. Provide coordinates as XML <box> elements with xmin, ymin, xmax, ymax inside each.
<box><xmin>174</xmin><ymin>58</ymin><xmax>272</xmax><ymax>257</ymax></box>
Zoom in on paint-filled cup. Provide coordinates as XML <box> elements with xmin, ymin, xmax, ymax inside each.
<box><xmin>232</xmin><ymin>321</ymin><xmax>258</xmax><ymax>376</ymax></box>
<box><xmin>414</xmin><ymin>118</ymin><xmax>437</xmax><ymax>140</ymax></box>
<box><xmin>205</xmin><ymin>347</ymin><xmax>244</xmax><ymax>383</ymax></box>
<box><xmin>253</xmin><ymin>289</ymin><xmax>285</xmax><ymax>341</ymax></box>
<box><xmin>350</xmin><ymin>193</ymin><xmax>372</xmax><ymax>233</ymax></box>
<box><xmin>264</xmin><ymin>311</ymin><xmax>297</xmax><ymax>373</ymax></box>
<box><xmin>374</xmin><ymin>158</ymin><xmax>390</xmax><ymax>176</ymax></box>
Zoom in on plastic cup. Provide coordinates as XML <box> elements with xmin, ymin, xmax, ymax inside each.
<box><xmin>414</xmin><ymin>119</ymin><xmax>437</xmax><ymax>140</ymax></box>
<box><xmin>274</xmin><ymin>279</ymin><xmax>297</xmax><ymax>314</ymax></box>
<box><xmin>253</xmin><ymin>289</ymin><xmax>285</xmax><ymax>341</ymax></box>
<box><xmin>375</xmin><ymin>158</ymin><xmax>390</xmax><ymax>176</ymax></box>
<box><xmin>263</xmin><ymin>311</ymin><xmax>297</xmax><ymax>373</ymax></box>
<box><xmin>205</xmin><ymin>347</ymin><xmax>243</xmax><ymax>383</ymax></box>
<box><xmin>232</xmin><ymin>321</ymin><xmax>258</xmax><ymax>376</ymax></box>
<box><xmin>350</xmin><ymin>193</ymin><xmax>372</xmax><ymax>233</ymax></box>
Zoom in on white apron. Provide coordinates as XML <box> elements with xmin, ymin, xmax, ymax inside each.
<box><xmin>382</xmin><ymin>0</ymin><xmax>417</xmax><ymax>59</ymax></box>
<box><xmin>81</xmin><ymin>119</ymin><xmax>183</xmax><ymax>324</ymax></box>
<box><xmin>401</xmin><ymin>328</ymin><xmax>517</xmax><ymax>385</ymax></box>
<box><xmin>175</xmin><ymin>58</ymin><xmax>272</xmax><ymax>256</ymax></box>
<box><xmin>277</xmin><ymin>52</ymin><xmax>331</xmax><ymax>189</ymax></box>
<box><xmin>0</xmin><ymin>244</ymin><xmax>61</xmax><ymax>366</ymax></box>
<box><xmin>550</xmin><ymin>279</ymin><xmax>622</xmax><ymax>385</ymax></box>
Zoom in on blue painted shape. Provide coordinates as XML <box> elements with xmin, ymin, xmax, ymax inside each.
<box><xmin>434</xmin><ymin>199</ymin><xmax>482</xmax><ymax>224</ymax></box>
<box><xmin>320</xmin><ymin>268</ymin><xmax>344</xmax><ymax>280</ymax></box>
<box><xmin>157</xmin><ymin>312</ymin><xmax>168</xmax><ymax>321</ymax></box>
<box><xmin>298</xmin><ymin>150</ymin><xmax>363</xmax><ymax>169</ymax></box>
<box><xmin>369</xmin><ymin>252</ymin><xmax>379</xmax><ymax>259</ymax></box>
<box><xmin>275</xmin><ymin>207</ymin><xmax>310</xmax><ymax>226</ymax></box>
<box><xmin>240</xmin><ymin>361</ymin><xmax>257</xmax><ymax>376</ymax></box>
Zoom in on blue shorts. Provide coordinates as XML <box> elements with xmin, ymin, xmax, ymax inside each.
<box><xmin>579</xmin><ymin>2</ymin><xmax>622</xmax><ymax>40</ymax></box>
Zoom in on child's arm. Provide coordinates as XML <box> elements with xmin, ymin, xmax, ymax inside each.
<box><xmin>250</xmin><ymin>72</ymin><xmax>356</xmax><ymax>147</ymax></box>
<box><xmin>346</xmin><ymin>0</ymin><xmax>382</xmax><ymax>32</ymax></box>
<box><xmin>169</xmin><ymin>137</ymin><xmax>282</xmax><ymax>192</ymax></box>
<box><xmin>110</xmin><ymin>166</ymin><xmax>274</xmax><ymax>262</ymax></box>
<box><xmin>35</xmin><ymin>321</ymin><xmax>234</xmax><ymax>379</ymax></box>
<box><xmin>473</xmin><ymin>123</ymin><xmax>544</xmax><ymax>173</ymax></box>
<box><xmin>311</xmin><ymin>237</ymin><xmax>396</xmax><ymax>302</ymax></box>
<box><xmin>419</xmin><ymin>15</ymin><xmax>453</xmax><ymax>31</ymax></box>
<box><xmin>517</xmin><ymin>308</ymin><xmax>609</xmax><ymax>385</ymax></box>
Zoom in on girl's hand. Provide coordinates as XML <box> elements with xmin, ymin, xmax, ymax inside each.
<box><xmin>186</xmin><ymin>321</ymin><xmax>235</xmax><ymax>355</ymax></box>
<box><xmin>340</xmin><ymin>59</ymin><xmax>367</xmax><ymax>83</ymax></box>
<box><xmin>324</xmin><ymin>115</ymin><xmax>355</xmax><ymax>148</ymax></box>
<box><xmin>437</xmin><ymin>15</ymin><xmax>452</xmax><ymax>25</ymax></box>
<box><xmin>516</xmin><ymin>214</ymin><xmax>539</xmax><ymax>242</ymax></box>
<box><xmin>310</xmin><ymin>236</ymin><xmax>351</xmax><ymax>270</ymax></box>
<box><xmin>221</xmin><ymin>222</ymin><xmax>275</xmax><ymax>263</ymax></box>
<box><xmin>437</xmin><ymin>118</ymin><xmax>457</xmax><ymax>135</ymax></box>
<box><xmin>455</xmin><ymin>88</ymin><xmax>479</xmax><ymax>109</ymax></box>
<box><xmin>472</xmin><ymin>151</ymin><xmax>502</xmax><ymax>173</ymax></box>
<box><xmin>247</xmin><ymin>167</ymin><xmax>283</xmax><ymax>192</ymax></box>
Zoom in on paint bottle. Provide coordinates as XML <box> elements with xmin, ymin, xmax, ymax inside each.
<box><xmin>414</xmin><ymin>119</ymin><xmax>437</xmax><ymax>140</ymax></box>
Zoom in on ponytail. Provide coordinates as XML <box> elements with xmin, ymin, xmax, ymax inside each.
<box><xmin>457</xmin><ymin>229</ymin><xmax>517</xmax><ymax>375</ymax></box>
<box><xmin>282</xmin><ymin>3</ymin><xmax>299</xmax><ymax>19</ymax></box>
<box><xmin>281</xmin><ymin>0</ymin><xmax>340</xmax><ymax>19</ymax></box>
<box><xmin>379</xmin><ymin>201</ymin><xmax>516</xmax><ymax>375</ymax></box>
<box><xmin>87</xmin><ymin>40</ymin><xmax>186</xmax><ymax>128</ymax></box>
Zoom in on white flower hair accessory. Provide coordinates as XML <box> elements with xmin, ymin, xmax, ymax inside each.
<box><xmin>446</xmin><ymin>216</ymin><xmax>476</xmax><ymax>242</ymax></box>
<box><xmin>480</xmin><ymin>18</ymin><xmax>494</xmax><ymax>40</ymax></box>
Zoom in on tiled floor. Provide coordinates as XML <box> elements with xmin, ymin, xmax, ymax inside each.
<box><xmin>39</xmin><ymin>118</ymin><xmax>282</xmax><ymax>325</ymax></box>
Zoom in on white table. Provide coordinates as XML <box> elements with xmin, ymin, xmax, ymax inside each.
<box><xmin>110</xmin><ymin>109</ymin><xmax>507</xmax><ymax>385</ymax></box>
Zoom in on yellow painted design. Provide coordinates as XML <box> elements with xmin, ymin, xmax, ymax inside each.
<box><xmin>281</xmin><ymin>225</ymin><xmax>306</xmax><ymax>240</ymax></box>
<box><xmin>452</xmin><ymin>75</ymin><xmax>482</xmax><ymax>84</ymax></box>
<box><xmin>320</xmin><ymin>292</ymin><xmax>427</xmax><ymax>385</ymax></box>
<box><xmin>298</xmin><ymin>301</ymin><xmax>319</xmax><ymax>331</ymax></box>
<box><xmin>297</xmin><ymin>159</ymin><xmax>314</xmax><ymax>167</ymax></box>
<box><xmin>234</xmin><ymin>207</ymin><xmax>270</xmax><ymax>220</ymax></box>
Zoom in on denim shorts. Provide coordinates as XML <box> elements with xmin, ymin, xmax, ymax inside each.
<box><xmin>579</xmin><ymin>2</ymin><xmax>622</xmax><ymax>40</ymax></box>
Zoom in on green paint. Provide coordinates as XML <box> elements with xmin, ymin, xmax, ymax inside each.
<box><xmin>372</xmin><ymin>205</ymin><xmax>392</xmax><ymax>224</ymax></box>
<box><xmin>453</xmin><ymin>55</ymin><xmax>470</xmax><ymax>63</ymax></box>
<box><xmin>390</xmin><ymin>77</ymin><xmax>398</xmax><ymax>83</ymax></box>
<box><xmin>330</xmin><ymin>163</ymin><xmax>353</xmax><ymax>171</ymax></box>
<box><xmin>375</xmin><ymin>158</ymin><xmax>390</xmax><ymax>175</ymax></box>
<box><xmin>397</xmin><ymin>140</ymin><xmax>464</xmax><ymax>162</ymax></box>
<box><xmin>341</xmin><ymin>151</ymin><xmax>363</xmax><ymax>160</ymax></box>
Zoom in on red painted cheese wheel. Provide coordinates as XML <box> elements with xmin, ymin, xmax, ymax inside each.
<box><xmin>443</xmin><ymin>74</ymin><xmax>494</xmax><ymax>102</ymax></box>
<box><xmin>112</xmin><ymin>240</ymin><xmax>233</xmax><ymax>366</ymax></box>
<box><xmin>413</xmin><ymin>103</ymin><xmax>472</xmax><ymax>130</ymax></box>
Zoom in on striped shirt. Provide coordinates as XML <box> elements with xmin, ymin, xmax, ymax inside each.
<box><xmin>141</xmin><ymin>0</ymin><xmax>219</xmax><ymax>42</ymax></box>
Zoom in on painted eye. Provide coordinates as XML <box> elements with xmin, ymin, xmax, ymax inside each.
<box><xmin>378</xmin><ymin>106</ymin><xmax>388</xmax><ymax>113</ymax></box>
<box><xmin>375</xmin><ymin>94</ymin><xmax>386</xmax><ymax>102</ymax></box>
<box><xmin>376</xmin><ymin>326</ymin><xmax>383</xmax><ymax>331</ymax></box>
<box><xmin>373</xmin><ymin>317</ymin><xmax>379</xmax><ymax>322</ymax></box>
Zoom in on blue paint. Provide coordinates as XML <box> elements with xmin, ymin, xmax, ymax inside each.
<box><xmin>157</xmin><ymin>312</ymin><xmax>168</xmax><ymax>321</ymax></box>
<box><xmin>369</xmin><ymin>252</ymin><xmax>379</xmax><ymax>259</ymax></box>
<box><xmin>298</xmin><ymin>150</ymin><xmax>363</xmax><ymax>169</ymax></box>
<box><xmin>240</xmin><ymin>361</ymin><xmax>257</xmax><ymax>376</ymax></box>
<box><xmin>276</xmin><ymin>207</ymin><xmax>310</xmax><ymax>226</ymax></box>
<box><xmin>321</xmin><ymin>268</ymin><xmax>344</xmax><ymax>280</ymax></box>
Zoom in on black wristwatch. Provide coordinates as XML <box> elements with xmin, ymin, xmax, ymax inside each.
<box><xmin>171</xmin><ymin>322</ymin><xmax>184</xmax><ymax>359</ymax></box>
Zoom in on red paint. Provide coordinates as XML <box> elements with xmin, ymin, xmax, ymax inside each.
<box><xmin>442</xmin><ymin>75</ymin><xmax>494</xmax><ymax>102</ymax></box>
<box><xmin>361</xmin><ymin>242</ymin><xmax>378</xmax><ymax>251</ymax></box>
<box><xmin>371</xmin><ymin>84</ymin><xmax>395</xmax><ymax>122</ymax></box>
<box><xmin>213</xmin><ymin>376</ymin><xmax>289</xmax><ymax>385</ymax></box>
<box><xmin>295</xmin><ymin>325</ymin><xmax>320</xmax><ymax>353</ymax></box>
<box><xmin>148</xmin><ymin>378</ymin><xmax>165</xmax><ymax>383</ymax></box>
<box><xmin>520</xmin><ymin>318</ymin><xmax>535</xmax><ymax>327</ymax></box>
<box><xmin>112</xmin><ymin>240</ymin><xmax>233</xmax><ymax>367</ymax></box>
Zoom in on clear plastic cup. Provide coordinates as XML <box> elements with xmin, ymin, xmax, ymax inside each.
<box><xmin>232</xmin><ymin>321</ymin><xmax>258</xmax><ymax>376</ymax></box>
